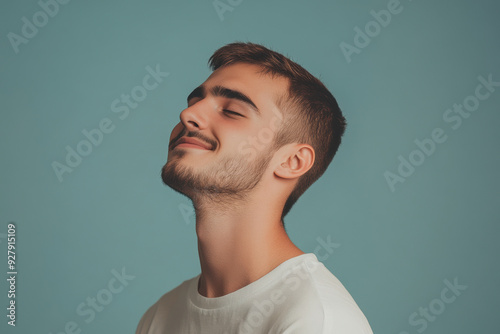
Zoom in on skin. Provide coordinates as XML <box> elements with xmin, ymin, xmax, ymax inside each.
<box><xmin>161</xmin><ymin>63</ymin><xmax>315</xmax><ymax>298</ymax></box>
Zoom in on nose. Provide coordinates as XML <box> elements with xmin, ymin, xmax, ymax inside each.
<box><xmin>179</xmin><ymin>99</ymin><xmax>210</xmax><ymax>131</ymax></box>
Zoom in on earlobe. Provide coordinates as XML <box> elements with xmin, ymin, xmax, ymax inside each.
<box><xmin>274</xmin><ymin>144</ymin><xmax>315</xmax><ymax>180</ymax></box>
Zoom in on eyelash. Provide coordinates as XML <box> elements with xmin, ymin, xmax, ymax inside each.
<box><xmin>223</xmin><ymin>110</ymin><xmax>243</xmax><ymax>117</ymax></box>
<box><xmin>186</xmin><ymin>100</ymin><xmax>243</xmax><ymax>118</ymax></box>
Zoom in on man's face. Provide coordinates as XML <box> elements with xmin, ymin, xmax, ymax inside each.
<box><xmin>161</xmin><ymin>63</ymin><xmax>289</xmax><ymax>200</ymax></box>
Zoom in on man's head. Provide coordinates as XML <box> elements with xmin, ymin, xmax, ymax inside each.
<box><xmin>161</xmin><ymin>42</ymin><xmax>346</xmax><ymax>222</ymax></box>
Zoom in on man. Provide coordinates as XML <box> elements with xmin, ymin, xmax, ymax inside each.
<box><xmin>136</xmin><ymin>42</ymin><xmax>373</xmax><ymax>333</ymax></box>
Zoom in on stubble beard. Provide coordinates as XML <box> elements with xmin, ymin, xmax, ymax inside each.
<box><xmin>160</xmin><ymin>146</ymin><xmax>276</xmax><ymax>205</ymax></box>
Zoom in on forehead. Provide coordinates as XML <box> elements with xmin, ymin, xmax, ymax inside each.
<box><xmin>202</xmin><ymin>63</ymin><xmax>289</xmax><ymax>108</ymax></box>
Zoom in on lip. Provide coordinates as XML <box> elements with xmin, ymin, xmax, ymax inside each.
<box><xmin>173</xmin><ymin>137</ymin><xmax>213</xmax><ymax>150</ymax></box>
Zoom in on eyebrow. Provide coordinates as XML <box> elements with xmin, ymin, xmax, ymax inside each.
<box><xmin>187</xmin><ymin>85</ymin><xmax>260</xmax><ymax>116</ymax></box>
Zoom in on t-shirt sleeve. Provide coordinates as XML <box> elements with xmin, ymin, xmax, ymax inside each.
<box><xmin>325</xmin><ymin>305</ymin><xmax>374</xmax><ymax>334</ymax></box>
<box><xmin>135</xmin><ymin>301</ymin><xmax>159</xmax><ymax>334</ymax></box>
<box><xmin>278</xmin><ymin>314</ymin><xmax>324</xmax><ymax>334</ymax></box>
<box><xmin>278</xmin><ymin>305</ymin><xmax>373</xmax><ymax>334</ymax></box>
<box><xmin>270</xmin><ymin>296</ymin><xmax>325</xmax><ymax>334</ymax></box>
<box><xmin>275</xmin><ymin>292</ymin><xmax>373</xmax><ymax>334</ymax></box>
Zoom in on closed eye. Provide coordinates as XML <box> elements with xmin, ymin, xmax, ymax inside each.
<box><xmin>223</xmin><ymin>110</ymin><xmax>243</xmax><ymax>117</ymax></box>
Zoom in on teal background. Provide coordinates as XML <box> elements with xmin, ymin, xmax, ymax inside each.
<box><xmin>1</xmin><ymin>0</ymin><xmax>499</xmax><ymax>333</ymax></box>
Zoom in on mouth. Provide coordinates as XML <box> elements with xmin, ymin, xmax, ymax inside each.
<box><xmin>172</xmin><ymin>136</ymin><xmax>213</xmax><ymax>151</ymax></box>
<box><xmin>174</xmin><ymin>143</ymin><xmax>211</xmax><ymax>150</ymax></box>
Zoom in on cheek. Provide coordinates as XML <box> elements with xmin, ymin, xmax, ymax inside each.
<box><xmin>212</xmin><ymin>115</ymin><xmax>244</xmax><ymax>136</ymax></box>
<box><xmin>221</xmin><ymin>127</ymin><xmax>263</xmax><ymax>156</ymax></box>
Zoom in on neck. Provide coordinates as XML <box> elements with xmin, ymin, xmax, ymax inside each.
<box><xmin>193</xmin><ymin>195</ymin><xmax>304</xmax><ymax>298</ymax></box>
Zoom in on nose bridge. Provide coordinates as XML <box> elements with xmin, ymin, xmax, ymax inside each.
<box><xmin>180</xmin><ymin>98</ymin><xmax>212</xmax><ymax>130</ymax></box>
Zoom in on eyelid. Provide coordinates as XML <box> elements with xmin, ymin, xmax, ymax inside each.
<box><xmin>223</xmin><ymin>109</ymin><xmax>243</xmax><ymax>117</ymax></box>
<box><xmin>186</xmin><ymin>97</ymin><xmax>245</xmax><ymax>118</ymax></box>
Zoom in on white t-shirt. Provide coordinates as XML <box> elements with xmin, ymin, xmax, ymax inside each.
<box><xmin>136</xmin><ymin>253</ymin><xmax>373</xmax><ymax>334</ymax></box>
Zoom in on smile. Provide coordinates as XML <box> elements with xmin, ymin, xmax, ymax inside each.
<box><xmin>172</xmin><ymin>136</ymin><xmax>214</xmax><ymax>150</ymax></box>
<box><xmin>174</xmin><ymin>143</ymin><xmax>211</xmax><ymax>150</ymax></box>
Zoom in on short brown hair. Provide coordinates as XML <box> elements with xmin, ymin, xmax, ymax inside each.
<box><xmin>208</xmin><ymin>42</ymin><xmax>346</xmax><ymax>223</ymax></box>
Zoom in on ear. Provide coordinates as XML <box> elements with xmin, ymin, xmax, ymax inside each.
<box><xmin>274</xmin><ymin>144</ymin><xmax>315</xmax><ymax>180</ymax></box>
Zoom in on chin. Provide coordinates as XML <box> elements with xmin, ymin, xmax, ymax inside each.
<box><xmin>160</xmin><ymin>159</ymin><xmax>197</xmax><ymax>196</ymax></box>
